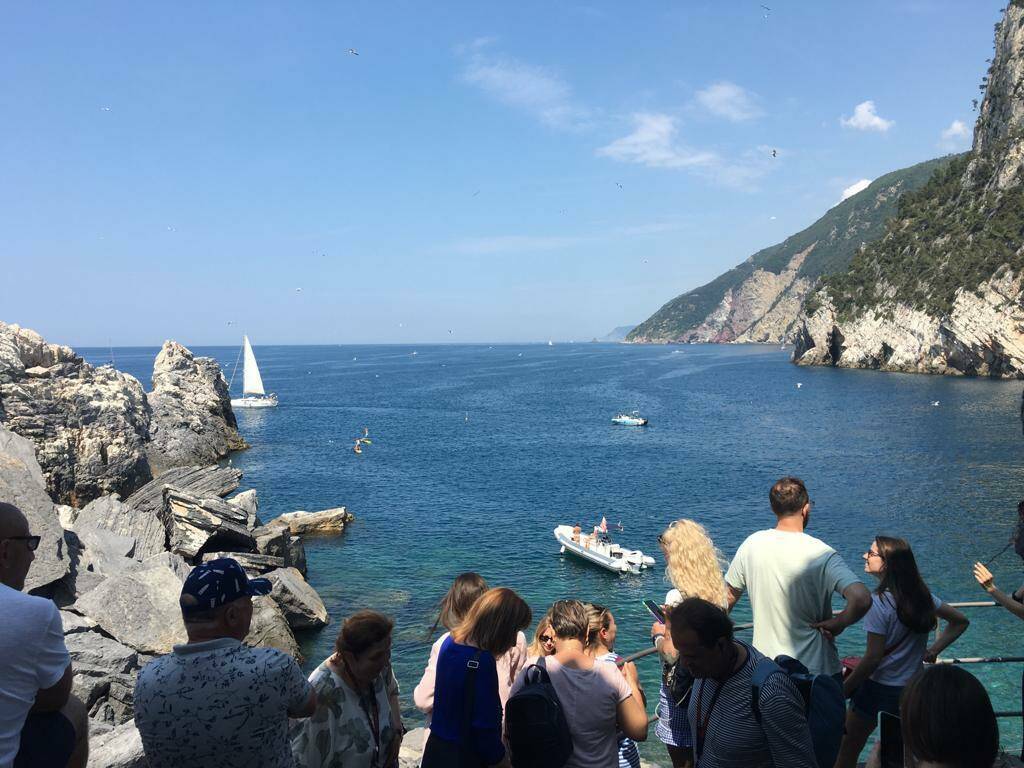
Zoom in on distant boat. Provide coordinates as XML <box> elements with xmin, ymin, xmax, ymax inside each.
<box><xmin>548</xmin><ymin>340</ymin><xmax>554</xmax><ymax>346</ymax></box>
<box><xmin>612</xmin><ymin>410</ymin><xmax>648</xmax><ymax>426</ymax></box>
<box><xmin>231</xmin><ymin>336</ymin><xmax>278</xmax><ymax>409</ymax></box>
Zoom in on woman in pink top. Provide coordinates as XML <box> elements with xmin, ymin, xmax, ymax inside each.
<box><xmin>414</xmin><ymin>573</ymin><xmax>528</xmax><ymax>730</ymax></box>
<box><xmin>511</xmin><ymin>600</ymin><xmax>648</xmax><ymax>768</ymax></box>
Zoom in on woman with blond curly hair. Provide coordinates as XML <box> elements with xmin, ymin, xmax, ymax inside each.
<box><xmin>650</xmin><ymin>519</ymin><xmax>727</xmax><ymax>768</ymax></box>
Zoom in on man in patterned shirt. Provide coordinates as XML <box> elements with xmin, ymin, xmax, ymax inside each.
<box><xmin>134</xmin><ymin>558</ymin><xmax>317</xmax><ymax>768</ymax></box>
<box><xmin>669</xmin><ymin>597</ymin><xmax>816</xmax><ymax>768</ymax></box>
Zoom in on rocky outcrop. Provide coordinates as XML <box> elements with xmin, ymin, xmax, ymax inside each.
<box><xmin>246</xmin><ymin>595</ymin><xmax>302</xmax><ymax>660</ymax></box>
<box><xmin>147</xmin><ymin>341</ymin><xmax>247</xmax><ymax>473</ymax></box>
<box><xmin>89</xmin><ymin>719</ymin><xmax>147</xmax><ymax>768</ymax></box>
<box><xmin>627</xmin><ymin>157</ymin><xmax>955</xmax><ymax>345</ymax></box>
<box><xmin>161</xmin><ymin>486</ymin><xmax>255</xmax><ymax>559</ymax></box>
<box><xmin>0</xmin><ymin>427</ymin><xmax>70</xmax><ymax>591</ymax></box>
<box><xmin>74</xmin><ymin>495</ymin><xmax>166</xmax><ymax>562</ymax></box>
<box><xmin>270</xmin><ymin>507</ymin><xmax>353</xmax><ymax>536</ymax></box>
<box><xmin>794</xmin><ymin>4</ymin><xmax>1024</xmax><ymax>377</ymax></box>
<box><xmin>0</xmin><ymin>324</ymin><xmax>248</xmax><ymax>506</ymax></box>
<box><xmin>125</xmin><ymin>464</ymin><xmax>242</xmax><ymax>519</ymax></box>
<box><xmin>264</xmin><ymin>567</ymin><xmax>329</xmax><ymax>629</ymax></box>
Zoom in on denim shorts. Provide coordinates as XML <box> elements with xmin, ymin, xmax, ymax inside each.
<box><xmin>850</xmin><ymin>678</ymin><xmax>903</xmax><ymax>722</ymax></box>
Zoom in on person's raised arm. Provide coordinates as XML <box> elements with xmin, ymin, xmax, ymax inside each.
<box><xmin>924</xmin><ymin>603</ymin><xmax>969</xmax><ymax>663</ymax></box>
<box><xmin>813</xmin><ymin>581</ymin><xmax>871</xmax><ymax>640</ymax></box>
<box><xmin>616</xmin><ymin>662</ymin><xmax>649</xmax><ymax>742</ymax></box>
<box><xmin>974</xmin><ymin>563</ymin><xmax>1024</xmax><ymax>620</ymax></box>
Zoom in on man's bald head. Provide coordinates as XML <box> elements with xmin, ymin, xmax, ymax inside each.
<box><xmin>0</xmin><ymin>502</ymin><xmax>28</xmax><ymax>538</ymax></box>
<box><xmin>0</xmin><ymin>502</ymin><xmax>34</xmax><ymax>590</ymax></box>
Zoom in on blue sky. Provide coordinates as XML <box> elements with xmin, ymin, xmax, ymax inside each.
<box><xmin>0</xmin><ymin>1</ymin><xmax>1002</xmax><ymax>345</ymax></box>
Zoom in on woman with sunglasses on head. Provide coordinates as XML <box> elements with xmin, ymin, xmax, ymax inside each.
<box><xmin>527</xmin><ymin>616</ymin><xmax>556</xmax><ymax>658</ymax></box>
<box><xmin>585</xmin><ymin>603</ymin><xmax>641</xmax><ymax>768</ymax></box>
<box><xmin>414</xmin><ymin>573</ymin><xmax>529</xmax><ymax>738</ymax></box>
<box><xmin>834</xmin><ymin>536</ymin><xmax>968</xmax><ymax>768</ymax></box>
<box><xmin>650</xmin><ymin>519</ymin><xmax>728</xmax><ymax>768</ymax></box>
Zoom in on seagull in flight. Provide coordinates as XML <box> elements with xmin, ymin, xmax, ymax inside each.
<box><xmin>472</xmin><ymin>190</ymin><xmax>480</xmax><ymax>197</ymax></box>
<box><xmin>295</xmin><ymin>287</ymin><xmax>303</xmax><ymax>292</ymax></box>
<box><xmin>616</xmin><ymin>182</ymin><xmax>623</xmax><ymax>190</ymax></box>
<box><xmin>100</xmin><ymin>106</ymin><xmax>112</xmax><ymax>112</ymax></box>
<box><xmin>771</xmin><ymin>149</ymin><xmax>777</xmax><ymax>158</ymax></box>
<box><xmin>347</xmin><ymin>48</ymin><xmax>359</xmax><ymax>56</ymax></box>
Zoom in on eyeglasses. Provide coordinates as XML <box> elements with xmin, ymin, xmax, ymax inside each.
<box><xmin>540</xmin><ymin>634</ymin><xmax>555</xmax><ymax>644</ymax></box>
<box><xmin>865</xmin><ymin>549</ymin><xmax>883</xmax><ymax>559</ymax></box>
<box><xmin>1</xmin><ymin>535</ymin><xmax>41</xmax><ymax>551</ymax></box>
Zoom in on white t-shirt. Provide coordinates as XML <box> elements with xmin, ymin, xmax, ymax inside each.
<box><xmin>0</xmin><ymin>584</ymin><xmax>70</xmax><ymax>768</ymax></box>
<box><xmin>725</xmin><ymin>529</ymin><xmax>861</xmax><ymax>676</ymax></box>
<box><xmin>864</xmin><ymin>591</ymin><xmax>943</xmax><ymax>686</ymax></box>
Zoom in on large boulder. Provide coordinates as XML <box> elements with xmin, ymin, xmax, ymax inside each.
<box><xmin>65</xmin><ymin>631</ymin><xmax>138</xmax><ymax>710</ymax></box>
<box><xmin>201</xmin><ymin>551</ymin><xmax>284</xmax><ymax>574</ymax></box>
<box><xmin>124</xmin><ymin>465</ymin><xmax>242</xmax><ymax>521</ymax></box>
<box><xmin>252</xmin><ymin>523</ymin><xmax>289</xmax><ymax>559</ymax></box>
<box><xmin>264</xmin><ymin>567</ymin><xmax>329</xmax><ymax>629</ymax></box>
<box><xmin>246</xmin><ymin>595</ymin><xmax>301</xmax><ymax>660</ymax></box>
<box><xmin>89</xmin><ymin>719</ymin><xmax>147</xmax><ymax>768</ymax></box>
<box><xmin>74</xmin><ymin>524</ymin><xmax>139</xmax><ymax>576</ymax></box>
<box><xmin>0</xmin><ymin>427</ymin><xmax>70</xmax><ymax>591</ymax></box>
<box><xmin>72</xmin><ymin>556</ymin><xmax>187</xmax><ymax>654</ymax></box>
<box><xmin>0</xmin><ymin>322</ymin><xmax>153</xmax><ymax>506</ymax></box>
<box><xmin>146</xmin><ymin>341</ymin><xmax>248</xmax><ymax>472</ymax></box>
<box><xmin>74</xmin><ymin>495</ymin><xmax>166</xmax><ymax>561</ymax></box>
<box><xmin>228</xmin><ymin>488</ymin><xmax>260</xmax><ymax>529</ymax></box>
<box><xmin>161</xmin><ymin>486</ymin><xmax>255</xmax><ymax>560</ymax></box>
<box><xmin>288</xmin><ymin>536</ymin><xmax>308</xmax><ymax>577</ymax></box>
<box><xmin>270</xmin><ymin>507</ymin><xmax>352</xmax><ymax>536</ymax></box>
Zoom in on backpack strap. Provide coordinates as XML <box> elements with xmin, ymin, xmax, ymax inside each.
<box><xmin>461</xmin><ymin>649</ymin><xmax>483</xmax><ymax>744</ymax></box>
<box><xmin>523</xmin><ymin>657</ymin><xmax>553</xmax><ymax>686</ymax></box>
<box><xmin>750</xmin><ymin>658</ymin><xmax>784</xmax><ymax>724</ymax></box>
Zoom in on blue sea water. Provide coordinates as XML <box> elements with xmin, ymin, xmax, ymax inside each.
<box><xmin>84</xmin><ymin>342</ymin><xmax>1024</xmax><ymax>756</ymax></box>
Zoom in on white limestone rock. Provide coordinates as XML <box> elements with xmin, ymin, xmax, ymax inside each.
<box><xmin>160</xmin><ymin>486</ymin><xmax>255</xmax><ymax>560</ymax></box>
<box><xmin>270</xmin><ymin>507</ymin><xmax>352</xmax><ymax>536</ymax></box>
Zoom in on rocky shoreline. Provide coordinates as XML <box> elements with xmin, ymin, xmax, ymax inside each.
<box><xmin>0</xmin><ymin>323</ymin><xmax>348</xmax><ymax>767</ymax></box>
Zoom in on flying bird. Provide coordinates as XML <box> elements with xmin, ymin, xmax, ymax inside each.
<box><xmin>100</xmin><ymin>106</ymin><xmax>111</xmax><ymax>112</ymax></box>
<box><xmin>347</xmin><ymin>48</ymin><xmax>359</xmax><ymax>56</ymax></box>
<box><xmin>771</xmin><ymin>149</ymin><xmax>777</xmax><ymax>158</ymax></box>
<box><xmin>472</xmin><ymin>190</ymin><xmax>480</xmax><ymax>197</ymax></box>
<box><xmin>616</xmin><ymin>182</ymin><xmax>623</xmax><ymax>190</ymax></box>
<box><xmin>295</xmin><ymin>287</ymin><xmax>303</xmax><ymax>292</ymax></box>
<box><xmin>226</xmin><ymin>320</ymin><xmax>234</xmax><ymax>326</ymax></box>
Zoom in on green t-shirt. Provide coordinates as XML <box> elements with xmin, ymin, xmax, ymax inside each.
<box><xmin>725</xmin><ymin>529</ymin><xmax>861</xmax><ymax>676</ymax></box>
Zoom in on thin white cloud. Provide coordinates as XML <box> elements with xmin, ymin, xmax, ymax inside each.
<box><xmin>460</xmin><ymin>42</ymin><xmax>590</xmax><ymax>130</ymax></box>
<box><xmin>839</xmin><ymin>178</ymin><xmax>872</xmax><ymax>203</ymax></box>
<box><xmin>596</xmin><ymin>113</ymin><xmax>717</xmax><ymax>169</ymax></box>
<box><xmin>694</xmin><ymin>81</ymin><xmax>762</xmax><ymax>122</ymax></box>
<box><xmin>840</xmin><ymin>101</ymin><xmax>894</xmax><ymax>132</ymax></box>
<box><xmin>938</xmin><ymin>119</ymin><xmax>971</xmax><ymax>151</ymax></box>
<box><xmin>450</xmin><ymin>234</ymin><xmax>588</xmax><ymax>255</ymax></box>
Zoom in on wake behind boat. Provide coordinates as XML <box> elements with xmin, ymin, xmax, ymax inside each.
<box><xmin>554</xmin><ymin>524</ymin><xmax>655</xmax><ymax>574</ymax></box>
<box><xmin>230</xmin><ymin>335</ymin><xmax>278</xmax><ymax>409</ymax></box>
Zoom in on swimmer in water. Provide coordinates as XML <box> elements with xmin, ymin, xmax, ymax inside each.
<box><xmin>353</xmin><ymin>441</ymin><xmax>362</xmax><ymax>455</ymax></box>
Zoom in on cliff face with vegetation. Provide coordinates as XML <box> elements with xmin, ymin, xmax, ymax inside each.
<box><xmin>627</xmin><ymin>157</ymin><xmax>953</xmax><ymax>344</ymax></box>
<box><xmin>794</xmin><ymin>2</ymin><xmax>1024</xmax><ymax>377</ymax></box>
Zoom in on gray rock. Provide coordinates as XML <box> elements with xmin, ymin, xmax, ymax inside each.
<box><xmin>202</xmin><ymin>551</ymin><xmax>284</xmax><ymax>574</ymax></box>
<box><xmin>147</xmin><ymin>341</ymin><xmax>248</xmax><ymax>472</ymax></box>
<box><xmin>66</xmin><ymin>631</ymin><xmax>138</xmax><ymax>709</ymax></box>
<box><xmin>0</xmin><ymin>322</ymin><xmax>153</xmax><ymax>506</ymax></box>
<box><xmin>142</xmin><ymin>551</ymin><xmax>192</xmax><ymax>582</ymax></box>
<box><xmin>0</xmin><ymin>427</ymin><xmax>70</xmax><ymax>591</ymax></box>
<box><xmin>89</xmin><ymin>719</ymin><xmax>147</xmax><ymax>768</ymax></box>
<box><xmin>60</xmin><ymin>610</ymin><xmax>97</xmax><ymax>634</ymax></box>
<box><xmin>288</xmin><ymin>536</ymin><xmax>307</xmax><ymax>577</ymax></box>
<box><xmin>246</xmin><ymin>595</ymin><xmax>301</xmax><ymax>660</ymax></box>
<box><xmin>161</xmin><ymin>486</ymin><xmax>255</xmax><ymax>560</ymax></box>
<box><xmin>56</xmin><ymin>503</ymin><xmax>78</xmax><ymax>529</ymax></box>
<box><xmin>124</xmin><ymin>464</ymin><xmax>242</xmax><ymax>522</ymax></box>
<box><xmin>89</xmin><ymin>674</ymin><xmax>136</xmax><ymax>726</ymax></box>
<box><xmin>264</xmin><ymin>567</ymin><xmax>329</xmax><ymax>630</ymax></box>
<box><xmin>252</xmin><ymin>524</ymin><xmax>289</xmax><ymax>559</ymax></box>
<box><xmin>269</xmin><ymin>507</ymin><xmax>352</xmax><ymax>536</ymax></box>
<box><xmin>75</xmin><ymin>494</ymin><xmax>166</xmax><ymax>561</ymax></box>
<box><xmin>75</xmin><ymin>523</ymin><xmax>139</xmax><ymax>576</ymax></box>
<box><xmin>229</xmin><ymin>488</ymin><xmax>260</xmax><ymax>529</ymax></box>
<box><xmin>73</xmin><ymin>558</ymin><xmax>187</xmax><ymax>654</ymax></box>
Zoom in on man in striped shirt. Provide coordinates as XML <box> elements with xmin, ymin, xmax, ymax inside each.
<box><xmin>669</xmin><ymin>597</ymin><xmax>816</xmax><ymax>768</ymax></box>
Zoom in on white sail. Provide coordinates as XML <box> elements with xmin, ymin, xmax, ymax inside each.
<box><xmin>241</xmin><ymin>336</ymin><xmax>266</xmax><ymax>396</ymax></box>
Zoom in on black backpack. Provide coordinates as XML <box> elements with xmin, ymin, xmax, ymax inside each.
<box><xmin>505</xmin><ymin>659</ymin><xmax>573</xmax><ymax>768</ymax></box>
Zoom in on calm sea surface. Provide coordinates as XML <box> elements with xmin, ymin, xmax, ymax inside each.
<box><xmin>83</xmin><ymin>343</ymin><xmax>1024</xmax><ymax>755</ymax></box>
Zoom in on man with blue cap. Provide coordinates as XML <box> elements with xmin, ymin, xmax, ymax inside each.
<box><xmin>134</xmin><ymin>557</ymin><xmax>317</xmax><ymax>768</ymax></box>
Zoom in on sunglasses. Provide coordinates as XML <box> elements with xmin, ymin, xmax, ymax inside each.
<box><xmin>540</xmin><ymin>634</ymin><xmax>555</xmax><ymax>643</ymax></box>
<box><xmin>2</xmin><ymin>535</ymin><xmax>41</xmax><ymax>551</ymax></box>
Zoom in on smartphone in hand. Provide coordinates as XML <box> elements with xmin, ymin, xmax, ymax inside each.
<box><xmin>642</xmin><ymin>599</ymin><xmax>666</xmax><ymax>623</ymax></box>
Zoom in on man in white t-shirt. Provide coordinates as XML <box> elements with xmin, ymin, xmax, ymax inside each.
<box><xmin>725</xmin><ymin>477</ymin><xmax>871</xmax><ymax>677</ymax></box>
<box><xmin>0</xmin><ymin>502</ymin><xmax>87</xmax><ymax>768</ymax></box>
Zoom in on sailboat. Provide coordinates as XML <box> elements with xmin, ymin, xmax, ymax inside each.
<box><xmin>230</xmin><ymin>336</ymin><xmax>278</xmax><ymax>409</ymax></box>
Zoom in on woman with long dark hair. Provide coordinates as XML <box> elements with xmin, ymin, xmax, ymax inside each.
<box><xmin>835</xmin><ymin>536</ymin><xmax>968</xmax><ymax>768</ymax></box>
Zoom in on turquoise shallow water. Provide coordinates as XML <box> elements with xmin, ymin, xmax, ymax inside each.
<box><xmin>86</xmin><ymin>342</ymin><xmax>1024</xmax><ymax>757</ymax></box>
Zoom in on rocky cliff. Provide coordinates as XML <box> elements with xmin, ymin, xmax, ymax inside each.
<box><xmin>627</xmin><ymin>157</ymin><xmax>954</xmax><ymax>344</ymax></box>
<box><xmin>793</xmin><ymin>3</ymin><xmax>1024</xmax><ymax>377</ymax></box>
<box><xmin>0</xmin><ymin>322</ymin><xmax>247</xmax><ymax>505</ymax></box>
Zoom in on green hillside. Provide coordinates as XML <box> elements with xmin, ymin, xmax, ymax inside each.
<box><xmin>627</xmin><ymin>155</ymin><xmax>959</xmax><ymax>342</ymax></box>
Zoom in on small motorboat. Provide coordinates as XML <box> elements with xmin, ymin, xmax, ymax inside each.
<box><xmin>554</xmin><ymin>525</ymin><xmax>655</xmax><ymax>574</ymax></box>
<box><xmin>612</xmin><ymin>410</ymin><xmax>648</xmax><ymax>426</ymax></box>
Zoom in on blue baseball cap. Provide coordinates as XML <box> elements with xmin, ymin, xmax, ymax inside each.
<box><xmin>180</xmin><ymin>557</ymin><xmax>272</xmax><ymax>615</ymax></box>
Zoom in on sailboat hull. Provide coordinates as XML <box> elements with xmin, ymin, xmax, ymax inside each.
<box><xmin>231</xmin><ymin>395</ymin><xmax>278</xmax><ymax>409</ymax></box>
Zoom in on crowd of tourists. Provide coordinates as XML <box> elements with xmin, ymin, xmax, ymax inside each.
<box><xmin>0</xmin><ymin>475</ymin><xmax>1022</xmax><ymax>767</ymax></box>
